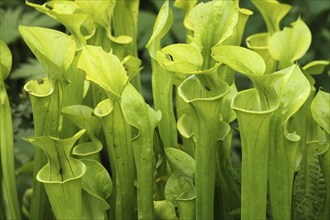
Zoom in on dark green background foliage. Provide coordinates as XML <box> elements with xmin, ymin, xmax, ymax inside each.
<box><xmin>0</xmin><ymin>0</ymin><xmax>329</xmax><ymax>217</ymax></box>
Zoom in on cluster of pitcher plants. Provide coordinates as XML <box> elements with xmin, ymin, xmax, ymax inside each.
<box><xmin>1</xmin><ymin>0</ymin><xmax>329</xmax><ymax>219</ymax></box>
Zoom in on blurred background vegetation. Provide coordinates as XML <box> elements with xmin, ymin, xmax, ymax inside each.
<box><xmin>0</xmin><ymin>0</ymin><xmax>329</xmax><ymax>215</ymax></box>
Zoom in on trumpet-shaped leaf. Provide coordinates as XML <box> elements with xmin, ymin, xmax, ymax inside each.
<box><xmin>146</xmin><ymin>0</ymin><xmax>173</xmax><ymax>58</ymax></box>
<box><xmin>23</xmin><ymin>78</ymin><xmax>61</xmax><ymax>136</ymax></box>
<box><xmin>174</xmin><ymin>0</ymin><xmax>197</xmax><ymax>30</ymax></box>
<box><xmin>223</xmin><ymin>7</ymin><xmax>253</xmax><ymax>46</ymax></box>
<box><xmin>121</xmin><ymin>83</ymin><xmax>161</xmax><ymax>219</ymax></box>
<box><xmin>251</xmin><ymin>0</ymin><xmax>291</xmax><ymax>34</ymax></box>
<box><xmin>94</xmin><ymin>97</ymin><xmax>136</xmax><ymax>220</ymax></box>
<box><xmin>19</xmin><ymin>26</ymin><xmax>76</xmax><ymax>82</ymax></box>
<box><xmin>178</xmin><ymin>75</ymin><xmax>229</xmax><ymax>220</ymax></box>
<box><xmin>269</xmin><ymin>18</ymin><xmax>312</xmax><ymax>68</ymax></box>
<box><xmin>231</xmin><ymin>89</ymin><xmax>280</xmax><ymax>220</ymax></box>
<box><xmin>62</xmin><ymin>105</ymin><xmax>103</xmax><ymax>159</ymax></box>
<box><xmin>78</xmin><ymin>45</ymin><xmax>128</xmax><ymax>98</ymax></box>
<box><xmin>23</xmin><ymin>78</ymin><xmax>62</xmax><ymax>219</ymax></box>
<box><xmin>146</xmin><ymin>0</ymin><xmax>178</xmax><ymax>150</ymax></box>
<box><xmin>75</xmin><ymin>0</ymin><xmax>115</xmax><ymax>29</ymax></box>
<box><xmin>24</xmin><ymin>130</ymin><xmax>86</xmax><ymax>220</ymax></box>
<box><xmin>0</xmin><ymin>41</ymin><xmax>21</xmax><ymax>220</ymax></box>
<box><xmin>26</xmin><ymin>0</ymin><xmax>89</xmax><ymax>47</ymax></box>
<box><xmin>246</xmin><ymin>33</ymin><xmax>277</xmax><ymax>74</ymax></box>
<box><xmin>25</xmin><ymin>130</ymin><xmax>86</xmax><ymax>181</ymax></box>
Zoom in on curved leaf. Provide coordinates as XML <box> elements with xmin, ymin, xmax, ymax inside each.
<box><xmin>311</xmin><ymin>90</ymin><xmax>330</xmax><ymax>134</ymax></box>
<box><xmin>19</xmin><ymin>26</ymin><xmax>76</xmax><ymax>82</ymax></box>
<box><xmin>81</xmin><ymin>159</ymin><xmax>112</xmax><ymax>220</ymax></box>
<box><xmin>251</xmin><ymin>0</ymin><xmax>291</xmax><ymax>34</ymax></box>
<box><xmin>165</xmin><ymin>147</ymin><xmax>195</xmax><ymax>180</ymax></box>
<box><xmin>62</xmin><ymin>105</ymin><xmax>101</xmax><ymax>137</ymax></box>
<box><xmin>146</xmin><ymin>0</ymin><xmax>173</xmax><ymax>58</ymax></box>
<box><xmin>212</xmin><ymin>45</ymin><xmax>266</xmax><ymax>76</ymax></box>
<box><xmin>187</xmin><ymin>1</ymin><xmax>238</xmax><ymax>48</ymax></box>
<box><xmin>303</xmin><ymin>60</ymin><xmax>330</xmax><ymax>75</ymax></box>
<box><xmin>231</xmin><ymin>88</ymin><xmax>279</xmax><ymax>220</ymax></box>
<box><xmin>156</xmin><ymin>43</ymin><xmax>203</xmax><ymax>73</ymax></box>
<box><xmin>269</xmin><ymin>18</ymin><xmax>312</xmax><ymax>68</ymax></box>
<box><xmin>121</xmin><ymin>83</ymin><xmax>161</xmax><ymax>130</ymax></box>
<box><xmin>165</xmin><ymin>171</ymin><xmax>195</xmax><ymax>208</ymax></box>
<box><xmin>78</xmin><ymin>45</ymin><xmax>128</xmax><ymax>98</ymax></box>
<box><xmin>0</xmin><ymin>40</ymin><xmax>12</xmax><ymax>80</ymax></box>
<box><xmin>121</xmin><ymin>83</ymin><xmax>161</xmax><ymax>220</ymax></box>
<box><xmin>174</xmin><ymin>0</ymin><xmax>197</xmax><ymax>30</ymax></box>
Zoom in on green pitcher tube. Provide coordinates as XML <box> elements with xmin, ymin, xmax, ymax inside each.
<box><xmin>94</xmin><ymin>98</ymin><xmax>136</xmax><ymax>220</ymax></box>
<box><xmin>24</xmin><ymin>130</ymin><xmax>86</xmax><ymax>220</ymax></box>
<box><xmin>24</xmin><ymin>78</ymin><xmax>62</xmax><ymax>220</ymax></box>
<box><xmin>0</xmin><ymin>40</ymin><xmax>21</xmax><ymax>220</ymax></box>
<box><xmin>232</xmin><ymin>89</ymin><xmax>279</xmax><ymax>220</ymax></box>
<box><xmin>178</xmin><ymin>75</ymin><xmax>229</xmax><ymax>220</ymax></box>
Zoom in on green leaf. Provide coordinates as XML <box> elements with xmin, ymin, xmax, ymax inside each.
<box><xmin>93</xmin><ymin>99</ymin><xmax>114</xmax><ymax>118</ymax></box>
<box><xmin>154</xmin><ymin>200</ymin><xmax>178</xmax><ymax>220</ymax></box>
<box><xmin>121</xmin><ymin>83</ymin><xmax>161</xmax><ymax>130</ymax></box>
<box><xmin>81</xmin><ymin>159</ymin><xmax>112</xmax><ymax>220</ymax></box>
<box><xmin>146</xmin><ymin>0</ymin><xmax>173</xmax><ymax>58</ymax></box>
<box><xmin>26</xmin><ymin>0</ymin><xmax>90</xmax><ymax>47</ymax></box>
<box><xmin>303</xmin><ymin>60</ymin><xmax>330</xmax><ymax>75</ymax></box>
<box><xmin>165</xmin><ymin>171</ymin><xmax>195</xmax><ymax>208</ymax></box>
<box><xmin>121</xmin><ymin>83</ymin><xmax>161</xmax><ymax>220</ymax></box>
<box><xmin>178</xmin><ymin>75</ymin><xmax>229</xmax><ymax>220</ymax></box>
<box><xmin>137</xmin><ymin>11</ymin><xmax>157</xmax><ymax>50</ymax></box>
<box><xmin>165</xmin><ymin>147</ymin><xmax>195</xmax><ymax>180</ymax></box>
<box><xmin>231</xmin><ymin>88</ymin><xmax>279</xmax><ymax>220</ymax></box>
<box><xmin>62</xmin><ymin>105</ymin><xmax>101</xmax><ymax>137</ymax></box>
<box><xmin>122</xmin><ymin>56</ymin><xmax>143</xmax><ymax>82</ymax></box>
<box><xmin>25</xmin><ymin>129</ymin><xmax>86</xmax><ymax>181</ymax></box>
<box><xmin>311</xmin><ymin>90</ymin><xmax>330</xmax><ymax>134</ymax></box>
<box><xmin>212</xmin><ymin>45</ymin><xmax>266</xmax><ymax>76</ymax></box>
<box><xmin>156</xmin><ymin>44</ymin><xmax>203</xmax><ymax>73</ymax></box>
<box><xmin>0</xmin><ymin>41</ymin><xmax>21</xmax><ymax>220</ymax></box>
<box><xmin>269</xmin><ymin>18</ymin><xmax>312</xmax><ymax>68</ymax></box>
<box><xmin>245</xmin><ymin>33</ymin><xmax>277</xmax><ymax>74</ymax></box>
<box><xmin>0</xmin><ymin>40</ymin><xmax>12</xmax><ymax>80</ymax></box>
<box><xmin>251</xmin><ymin>0</ymin><xmax>291</xmax><ymax>34</ymax></box>
<box><xmin>78</xmin><ymin>45</ymin><xmax>128</xmax><ymax>98</ymax></box>
<box><xmin>62</xmin><ymin>105</ymin><xmax>103</xmax><ymax>158</ymax></box>
<box><xmin>274</xmin><ymin>64</ymin><xmax>311</xmax><ymax>124</ymax></box>
<box><xmin>186</xmin><ymin>1</ymin><xmax>238</xmax><ymax>48</ymax></box>
<box><xmin>173</xmin><ymin>0</ymin><xmax>197</xmax><ymax>30</ymax></box>
<box><xmin>19</xmin><ymin>26</ymin><xmax>76</xmax><ymax>82</ymax></box>
<box><xmin>24</xmin><ymin>130</ymin><xmax>86</xmax><ymax>220</ymax></box>
<box><xmin>75</xmin><ymin>0</ymin><xmax>115</xmax><ymax>30</ymax></box>
<box><xmin>177</xmin><ymin>114</ymin><xmax>195</xmax><ymax>140</ymax></box>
